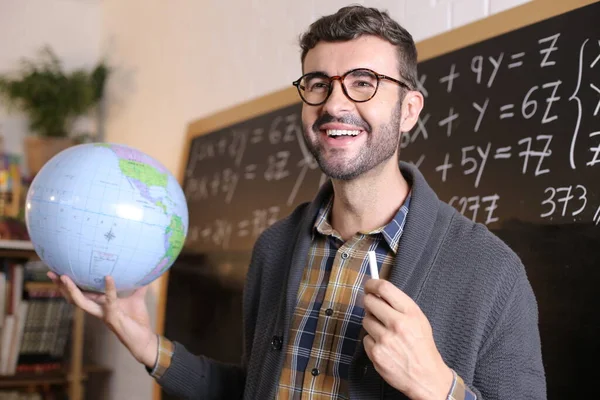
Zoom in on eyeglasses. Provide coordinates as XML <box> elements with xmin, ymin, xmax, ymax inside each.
<box><xmin>292</xmin><ymin>68</ymin><xmax>413</xmax><ymax>106</ymax></box>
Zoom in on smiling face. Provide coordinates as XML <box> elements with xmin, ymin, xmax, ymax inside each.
<box><xmin>301</xmin><ymin>35</ymin><xmax>407</xmax><ymax>181</ymax></box>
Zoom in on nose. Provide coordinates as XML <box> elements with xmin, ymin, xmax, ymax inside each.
<box><xmin>322</xmin><ymin>80</ymin><xmax>354</xmax><ymax>116</ymax></box>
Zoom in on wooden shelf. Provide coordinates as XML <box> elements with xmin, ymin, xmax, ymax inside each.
<box><xmin>0</xmin><ymin>240</ymin><xmax>34</xmax><ymax>251</ymax></box>
<box><xmin>0</xmin><ymin>240</ymin><xmax>37</xmax><ymax>259</ymax></box>
<box><xmin>0</xmin><ymin>242</ymin><xmax>102</xmax><ymax>399</ymax></box>
<box><xmin>0</xmin><ymin>364</ymin><xmax>111</xmax><ymax>388</ymax></box>
<box><xmin>24</xmin><ymin>281</ymin><xmax>56</xmax><ymax>291</ymax></box>
<box><xmin>0</xmin><ymin>289</ymin><xmax>96</xmax><ymax>398</ymax></box>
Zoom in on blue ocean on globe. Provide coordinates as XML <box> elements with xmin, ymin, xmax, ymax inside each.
<box><xmin>24</xmin><ymin>143</ymin><xmax>189</xmax><ymax>293</ymax></box>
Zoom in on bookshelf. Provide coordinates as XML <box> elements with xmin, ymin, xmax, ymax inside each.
<box><xmin>0</xmin><ymin>240</ymin><xmax>109</xmax><ymax>400</ymax></box>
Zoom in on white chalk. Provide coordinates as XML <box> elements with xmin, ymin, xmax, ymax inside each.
<box><xmin>368</xmin><ymin>251</ymin><xmax>379</xmax><ymax>279</ymax></box>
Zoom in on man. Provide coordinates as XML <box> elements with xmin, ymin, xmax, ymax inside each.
<box><xmin>50</xmin><ymin>5</ymin><xmax>546</xmax><ymax>400</ymax></box>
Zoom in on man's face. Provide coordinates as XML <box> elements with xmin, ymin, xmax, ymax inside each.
<box><xmin>301</xmin><ymin>35</ymin><xmax>405</xmax><ymax>181</ymax></box>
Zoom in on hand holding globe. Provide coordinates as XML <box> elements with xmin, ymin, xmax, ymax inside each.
<box><xmin>24</xmin><ymin>143</ymin><xmax>189</xmax><ymax>368</ymax></box>
<box><xmin>48</xmin><ymin>273</ymin><xmax>159</xmax><ymax>367</ymax></box>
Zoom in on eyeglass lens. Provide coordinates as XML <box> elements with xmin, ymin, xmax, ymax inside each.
<box><xmin>299</xmin><ymin>69</ymin><xmax>378</xmax><ymax>104</ymax></box>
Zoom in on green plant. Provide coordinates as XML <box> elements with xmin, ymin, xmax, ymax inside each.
<box><xmin>0</xmin><ymin>46</ymin><xmax>109</xmax><ymax>138</ymax></box>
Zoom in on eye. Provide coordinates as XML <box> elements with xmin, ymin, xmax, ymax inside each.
<box><xmin>346</xmin><ymin>70</ymin><xmax>378</xmax><ymax>90</ymax></box>
<box><xmin>354</xmin><ymin>80</ymin><xmax>374</xmax><ymax>87</ymax></box>
<box><xmin>306</xmin><ymin>80</ymin><xmax>329</xmax><ymax>92</ymax></box>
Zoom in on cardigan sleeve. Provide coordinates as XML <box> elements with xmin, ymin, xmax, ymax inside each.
<box><xmin>469</xmin><ymin>269</ymin><xmax>546</xmax><ymax>399</ymax></box>
<box><xmin>153</xmin><ymin>340</ymin><xmax>245</xmax><ymax>400</ymax></box>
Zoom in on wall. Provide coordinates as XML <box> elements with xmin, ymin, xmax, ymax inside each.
<box><xmin>0</xmin><ymin>0</ymin><xmax>102</xmax><ymax>159</ymax></box>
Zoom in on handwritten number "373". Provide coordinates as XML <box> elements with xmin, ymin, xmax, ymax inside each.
<box><xmin>541</xmin><ymin>185</ymin><xmax>587</xmax><ymax>218</ymax></box>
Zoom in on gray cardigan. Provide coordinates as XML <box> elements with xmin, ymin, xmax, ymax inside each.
<box><xmin>156</xmin><ymin>162</ymin><xmax>546</xmax><ymax>399</ymax></box>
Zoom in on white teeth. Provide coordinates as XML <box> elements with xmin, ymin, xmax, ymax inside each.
<box><xmin>326</xmin><ymin>129</ymin><xmax>361</xmax><ymax>137</ymax></box>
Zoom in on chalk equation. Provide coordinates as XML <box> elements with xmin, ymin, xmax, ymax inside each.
<box><xmin>184</xmin><ymin>109</ymin><xmax>326</xmax><ymax>208</ymax></box>
<box><xmin>403</xmin><ymin>31</ymin><xmax>599</xmax><ymax>228</ymax></box>
<box><xmin>181</xmin><ymin>21</ymin><xmax>599</xmax><ymax>252</ymax></box>
<box><xmin>187</xmin><ymin>206</ymin><xmax>281</xmax><ymax>250</ymax></box>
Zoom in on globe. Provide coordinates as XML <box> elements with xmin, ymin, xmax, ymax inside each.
<box><xmin>24</xmin><ymin>142</ymin><xmax>189</xmax><ymax>293</ymax></box>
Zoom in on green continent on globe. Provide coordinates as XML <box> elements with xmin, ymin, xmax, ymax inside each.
<box><xmin>165</xmin><ymin>215</ymin><xmax>185</xmax><ymax>260</ymax></box>
<box><xmin>118</xmin><ymin>159</ymin><xmax>168</xmax><ymax>188</ymax></box>
<box><xmin>156</xmin><ymin>200</ymin><xmax>168</xmax><ymax>214</ymax></box>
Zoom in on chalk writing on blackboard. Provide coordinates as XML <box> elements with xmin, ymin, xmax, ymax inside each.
<box><xmin>402</xmin><ymin>27</ymin><xmax>599</xmax><ymax>232</ymax></box>
<box><xmin>181</xmin><ymin>7</ymin><xmax>599</xmax><ymax>252</ymax></box>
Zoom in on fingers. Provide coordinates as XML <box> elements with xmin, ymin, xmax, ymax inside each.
<box><xmin>47</xmin><ymin>272</ymin><xmax>104</xmax><ymax>318</ymax></box>
<box><xmin>362</xmin><ymin>334</ymin><xmax>385</xmax><ymax>372</ymax></box>
<box><xmin>364</xmin><ymin>279</ymin><xmax>415</xmax><ymax>314</ymax></box>
<box><xmin>364</xmin><ymin>292</ymin><xmax>408</xmax><ymax>332</ymax></box>
<box><xmin>102</xmin><ymin>276</ymin><xmax>124</xmax><ymax>330</ymax></box>
<box><xmin>362</xmin><ymin>311</ymin><xmax>387</xmax><ymax>342</ymax></box>
<box><xmin>83</xmin><ymin>292</ymin><xmax>107</xmax><ymax>303</ymax></box>
<box><xmin>363</xmin><ymin>333</ymin><xmax>376</xmax><ymax>354</ymax></box>
<box><xmin>62</xmin><ymin>275</ymin><xmax>105</xmax><ymax>317</ymax></box>
<box><xmin>104</xmin><ymin>276</ymin><xmax>118</xmax><ymax>304</ymax></box>
<box><xmin>47</xmin><ymin>272</ymin><xmax>73</xmax><ymax>303</ymax></box>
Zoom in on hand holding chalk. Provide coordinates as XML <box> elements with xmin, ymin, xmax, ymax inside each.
<box><xmin>368</xmin><ymin>251</ymin><xmax>379</xmax><ymax>280</ymax></box>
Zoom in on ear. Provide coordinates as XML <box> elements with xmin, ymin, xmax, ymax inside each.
<box><xmin>399</xmin><ymin>90</ymin><xmax>424</xmax><ymax>133</ymax></box>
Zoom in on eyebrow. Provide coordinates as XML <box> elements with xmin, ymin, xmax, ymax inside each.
<box><xmin>350</xmin><ymin>69</ymin><xmax>373</xmax><ymax>77</ymax></box>
<box><xmin>303</xmin><ymin>70</ymin><xmax>330</xmax><ymax>77</ymax></box>
<box><xmin>303</xmin><ymin>68</ymin><xmax>377</xmax><ymax>78</ymax></box>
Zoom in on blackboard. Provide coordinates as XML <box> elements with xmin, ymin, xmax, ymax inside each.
<box><xmin>407</xmin><ymin>2</ymin><xmax>599</xmax><ymax>228</ymax></box>
<box><xmin>171</xmin><ymin>1</ymin><xmax>600</xmax><ymax>398</ymax></box>
<box><xmin>181</xmin><ymin>101</ymin><xmax>324</xmax><ymax>252</ymax></box>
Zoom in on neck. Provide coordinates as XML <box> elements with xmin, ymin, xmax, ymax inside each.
<box><xmin>330</xmin><ymin>160</ymin><xmax>409</xmax><ymax>241</ymax></box>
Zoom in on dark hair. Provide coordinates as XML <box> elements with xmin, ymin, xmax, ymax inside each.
<box><xmin>299</xmin><ymin>5</ymin><xmax>418</xmax><ymax>89</ymax></box>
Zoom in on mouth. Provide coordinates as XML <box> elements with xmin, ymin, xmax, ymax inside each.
<box><xmin>318</xmin><ymin>128</ymin><xmax>365</xmax><ymax>147</ymax></box>
<box><xmin>325</xmin><ymin>129</ymin><xmax>361</xmax><ymax>138</ymax></box>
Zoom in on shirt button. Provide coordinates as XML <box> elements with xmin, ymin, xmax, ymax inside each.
<box><xmin>341</xmin><ymin>252</ymin><xmax>349</xmax><ymax>259</ymax></box>
<box><xmin>325</xmin><ymin>308</ymin><xmax>333</xmax><ymax>316</ymax></box>
<box><xmin>271</xmin><ymin>336</ymin><xmax>282</xmax><ymax>350</ymax></box>
<box><xmin>311</xmin><ymin>368</ymin><xmax>320</xmax><ymax>376</ymax></box>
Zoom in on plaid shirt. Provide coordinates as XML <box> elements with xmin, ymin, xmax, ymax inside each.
<box><xmin>275</xmin><ymin>193</ymin><xmax>476</xmax><ymax>400</ymax></box>
<box><xmin>150</xmin><ymin>194</ymin><xmax>475</xmax><ymax>399</ymax></box>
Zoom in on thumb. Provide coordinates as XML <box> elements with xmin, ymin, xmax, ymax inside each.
<box><xmin>102</xmin><ymin>276</ymin><xmax>123</xmax><ymax>328</ymax></box>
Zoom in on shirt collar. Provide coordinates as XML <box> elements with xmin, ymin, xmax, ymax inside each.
<box><xmin>313</xmin><ymin>192</ymin><xmax>412</xmax><ymax>254</ymax></box>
